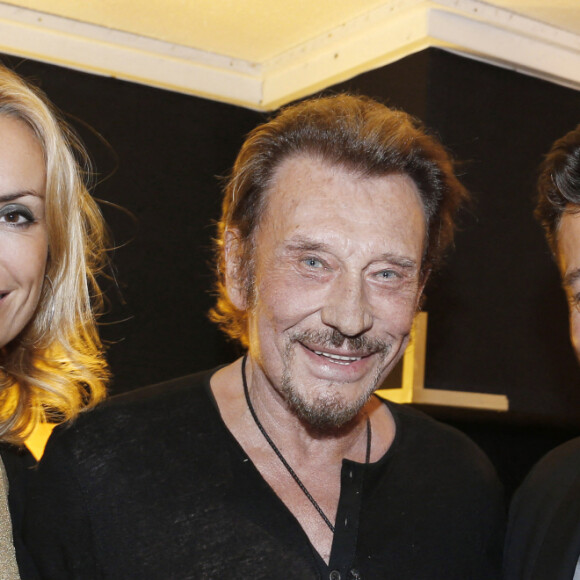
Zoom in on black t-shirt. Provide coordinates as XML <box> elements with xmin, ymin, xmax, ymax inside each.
<box><xmin>23</xmin><ymin>367</ymin><xmax>504</xmax><ymax>579</ymax></box>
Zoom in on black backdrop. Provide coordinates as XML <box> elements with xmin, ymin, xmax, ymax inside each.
<box><xmin>4</xmin><ymin>49</ymin><xmax>580</xmax><ymax>490</ymax></box>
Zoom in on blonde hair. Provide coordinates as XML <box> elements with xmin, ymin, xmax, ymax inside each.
<box><xmin>0</xmin><ymin>64</ymin><xmax>109</xmax><ymax>444</ymax></box>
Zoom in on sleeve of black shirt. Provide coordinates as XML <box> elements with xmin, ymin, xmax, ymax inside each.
<box><xmin>22</xmin><ymin>427</ymin><xmax>101</xmax><ymax>580</ymax></box>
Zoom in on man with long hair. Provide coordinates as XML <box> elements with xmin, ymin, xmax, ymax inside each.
<box><xmin>26</xmin><ymin>94</ymin><xmax>504</xmax><ymax>579</ymax></box>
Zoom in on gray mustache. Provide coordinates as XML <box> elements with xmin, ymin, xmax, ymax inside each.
<box><xmin>290</xmin><ymin>329</ymin><xmax>389</xmax><ymax>354</ymax></box>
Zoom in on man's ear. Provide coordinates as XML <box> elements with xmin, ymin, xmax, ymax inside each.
<box><xmin>416</xmin><ymin>267</ymin><xmax>431</xmax><ymax>310</ymax></box>
<box><xmin>224</xmin><ymin>228</ymin><xmax>247</xmax><ymax>310</ymax></box>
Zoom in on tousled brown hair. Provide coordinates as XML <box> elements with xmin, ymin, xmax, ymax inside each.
<box><xmin>210</xmin><ymin>94</ymin><xmax>468</xmax><ymax>346</ymax></box>
<box><xmin>536</xmin><ymin>125</ymin><xmax>580</xmax><ymax>254</ymax></box>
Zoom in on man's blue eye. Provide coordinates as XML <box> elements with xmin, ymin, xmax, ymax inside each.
<box><xmin>305</xmin><ymin>258</ymin><xmax>323</xmax><ymax>268</ymax></box>
<box><xmin>380</xmin><ymin>270</ymin><xmax>399</xmax><ymax>279</ymax></box>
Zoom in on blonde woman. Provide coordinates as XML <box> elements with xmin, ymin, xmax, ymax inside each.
<box><xmin>0</xmin><ymin>64</ymin><xmax>109</xmax><ymax>577</ymax></box>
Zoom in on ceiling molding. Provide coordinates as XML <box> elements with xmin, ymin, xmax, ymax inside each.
<box><xmin>430</xmin><ymin>0</ymin><xmax>580</xmax><ymax>90</ymax></box>
<box><xmin>0</xmin><ymin>2</ymin><xmax>264</xmax><ymax>106</ymax></box>
<box><xmin>0</xmin><ymin>0</ymin><xmax>577</xmax><ymax>111</ymax></box>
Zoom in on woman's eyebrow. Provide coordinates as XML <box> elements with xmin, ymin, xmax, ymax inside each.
<box><xmin>0</xmin><ymin>190</ymin><xmax>42</xmax><ymax>202</ymax></box>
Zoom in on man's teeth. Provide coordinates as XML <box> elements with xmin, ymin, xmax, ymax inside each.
<box><xmin>314</xmin><ymin>351</ymin><xmax>362</xmax><ymax>364</ymax></box>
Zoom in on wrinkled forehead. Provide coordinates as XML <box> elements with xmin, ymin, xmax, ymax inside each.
<box><xmin>248</xmin><ymin>155</ymin><xmax>426</xmax><ymax>280</ymax></box>
<box><xmin>264</xmin><ymin>153</ymin><xmax>425</xmax><ymax>215</ymax></box>
<box><xmin>255</xmin><ymin>154</ymin><xmax>428</xmax><ymax>254</ymax></box>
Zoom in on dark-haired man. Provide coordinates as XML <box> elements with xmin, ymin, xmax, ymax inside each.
<box><xmin>505</xmin><ymin>125</ymin><xmax>580</xmax><ymax>580</ymax></box>
<box><xmin>25</xmin><ymin>94</ymin><xmax>504</xmax><ymax>579</ymax></box>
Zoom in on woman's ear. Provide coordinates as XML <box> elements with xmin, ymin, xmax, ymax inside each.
<box><xmin>224</xmin><ymin>228</ymin><xmax>247</xmax><ymax>310</ymax></box>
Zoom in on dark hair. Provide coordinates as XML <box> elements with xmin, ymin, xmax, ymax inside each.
<box><xmin>536</xmin><ymin>125</ymin><xmax>580</xmax><ymax>254</ymax></box>
<box><xmin>210</xmin><ymin>93</ymin><xmax>468</xmax><ymax>346</ymax></box>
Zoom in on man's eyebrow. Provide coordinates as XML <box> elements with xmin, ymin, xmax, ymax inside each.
<box><xmin>564</xmin><ymin>267</ymin><xmax>580</xmax><ymax>288</ymax></box>
<box><xmin>285</xmin><ymin>236</ymin><xmax>418</xmax><ymax>268</ymax></box>
<box><xmin>0</xmin><ymin>191</ymin><xmax>41</xmax><ymax>202</ymax></box>
<box><xmin>381</xmin><ymin>255</ymin><xmax>417</xmax><ymax>269</ymax></box>
<box><xmin>285</xmin><ymin>238</ymin><xmax>329</xmax><ymax>253</ymax></box>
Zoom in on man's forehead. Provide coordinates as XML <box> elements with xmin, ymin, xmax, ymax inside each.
<box><xmin>254</xmin><ymin>155</ymin><xmax>427</xmax><ymax>264</ymax></box>
<box><xmin>558</xmin><ymin>209</ymin><xmax>580</xmax><ymax>284</ymax></box>
<box><xmin>266</xmin><ymin>154</ymin><xmax>419</xmax><ymax>204</ymax></box>
<box><xmin>272</xmin><ymin>152</ymin><xmax>409</xmax><ymax>181</ymax></box>
<box><xmin>256</xmin><ymin>155</ymin><xmax>427</xmax><ymax>257</ymax></box>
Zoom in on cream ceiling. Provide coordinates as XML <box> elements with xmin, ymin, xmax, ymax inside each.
<box><xmin>0</xmin><ymin>0</ymin><xmax>578</xmax><ymax>109</ymax></box>
<box><xmin>1</xmin><ymin>0</ymin><xmax>401</xmax><ymax>62</ymax></box>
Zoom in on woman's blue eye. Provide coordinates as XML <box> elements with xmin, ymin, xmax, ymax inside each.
<box><xmin>0</xmin><ymin>204</ymin><xmax>35</xmax><ymax>226</ymax></box>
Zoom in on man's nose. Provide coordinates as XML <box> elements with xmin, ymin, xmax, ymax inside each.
<box><xmin>321</xmin><ymin>273</ymin><xmax>373</xmax><ymax>337</ymax></box>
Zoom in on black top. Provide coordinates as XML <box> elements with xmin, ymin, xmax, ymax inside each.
<box><xmin>23</xmin><ymin>367</ymin><xmax>504</xmax><ymax>579</ymax></box>
<box><xmin>504</xmin><ymin>437</ymin><xmax>580</xmax><ymax>580</ymax></box>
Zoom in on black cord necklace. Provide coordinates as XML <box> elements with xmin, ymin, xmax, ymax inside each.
<box><xmin>241</xmin><ymin>355</ymin><xmax>372</xmax><ymax>534</ymax></box>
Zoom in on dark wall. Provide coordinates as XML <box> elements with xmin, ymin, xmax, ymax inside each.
<box><xmin>3</xmin><ymin>50</ymin><xmax>580</xmax><ymax>448</ymax></box>
<box><xmin>426</xmin><ymin>52</ymin><xmax>580</xmax><ymax>423</ymax></box>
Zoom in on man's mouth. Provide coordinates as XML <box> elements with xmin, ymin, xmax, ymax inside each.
<box><xmin>292</xmin><ymin>329</ymin><xmax>387</xmax><ymax>367</ymax></box>
<box><xmin>313</xmin><ymin>350</ymin><xmax>363</xmax><ymax>365</ymax></box>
